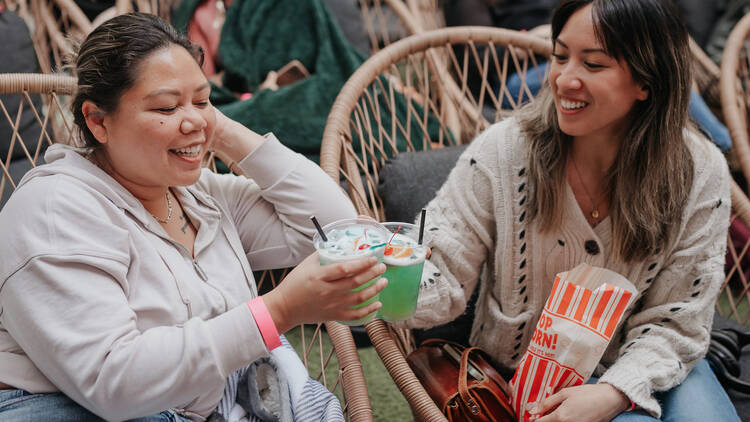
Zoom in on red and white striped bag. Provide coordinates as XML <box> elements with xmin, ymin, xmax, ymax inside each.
<box><xmin>509</xmin><ymin>263</ymin><xmax>636</xmax><ymax>421</ymax></box>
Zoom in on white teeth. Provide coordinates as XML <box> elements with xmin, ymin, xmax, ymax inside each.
<box><xmin>171</xmin><ymin>145</ymin><xmax>201</xmax><ymax>156</ymax></box>
<box><xmin>561</xmin><ymin>99</ymin><xmax>587</xmax><ymax>110</ymax></box>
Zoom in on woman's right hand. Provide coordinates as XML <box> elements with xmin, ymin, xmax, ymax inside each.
<box><xmin>207</xmin><ymin>107</ymin><xmax>266</xmax><ymax>163</ymax></box>
<box><xmin>262</xmin><ymin>252</ymin><xmax>388</xmax><ymax>333</ymax></box>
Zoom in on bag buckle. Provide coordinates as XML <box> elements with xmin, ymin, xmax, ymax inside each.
<box><xmin>467</xmin><ymin>398</ymin><xmax>479</xmax><ymax>414</ymax></box>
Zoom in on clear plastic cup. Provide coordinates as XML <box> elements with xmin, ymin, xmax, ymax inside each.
<box><xmin>376</xmin><ymin>222</ymin><xmax>428</xmax><ymax>322</ymax></box>
<box><xmin>313</xmin><ymin>218</ymin><xmax>390</xmax><ymax>326</ymax></box>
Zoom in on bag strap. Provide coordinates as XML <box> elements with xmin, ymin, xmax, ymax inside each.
<box><xmin>421</xmin><ymin>338</ymin><xmax>466</xmax><ymax>350</ymax></box>
<box><xmin>458</xmin><ymin>346</ymin><xmax>484</xmax><ymax>416</ymax></box>
<box><xmin>459</xmin><ymin>346</ymin><xmax>517</xmax><ymax>420</ymax></box>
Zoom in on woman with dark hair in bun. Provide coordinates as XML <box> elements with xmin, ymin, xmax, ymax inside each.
<box><xmin>0</xmin><ymin>12</ymin><xmax>385</xmax><ymax>421</ymax></box>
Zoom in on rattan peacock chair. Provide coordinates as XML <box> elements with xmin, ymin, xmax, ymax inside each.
<box><xmin>320</xmin><ymin>26</ymin><xmax>556</xmax><ymax>421</ymax></box>
<box><xmin>719</xmin><ymin>12</ymin><xmax>750</xmax><ymax>326</ymax></box>
<box><xmin>320</xmin><ymin>26</ymin><xmax>750</xmax><ymax>420</ymax></box>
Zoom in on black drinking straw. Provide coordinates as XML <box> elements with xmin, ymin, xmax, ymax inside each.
<box><xmin>418</xmin><ymin>208</ymin><xmax>426</xmax><ymax>245</ymax></box>
<box><xmin>310</xmin><ymin>215</ymin><xmax>328</xmax><ymax>242</ymax></box>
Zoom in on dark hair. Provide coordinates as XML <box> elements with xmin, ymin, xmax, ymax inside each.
<box><xmin>71</xmin><ymin>13</ymin><xmax>204</xmax><ymax>149</ymax></box>
<box><xmin>521</xmin><ymin>0</ymin><xmax>694</xmax><ymax>262</ymax></box>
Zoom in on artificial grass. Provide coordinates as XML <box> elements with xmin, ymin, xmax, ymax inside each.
<box><xmin>717</xmin><ymin>287</ymin><xmax>750</xmax><ymax>325</ymax></box>
<box><xmin>285</xmin><ymin>325</ymin><xmax>412</xmax><ymax>421</ymax></box>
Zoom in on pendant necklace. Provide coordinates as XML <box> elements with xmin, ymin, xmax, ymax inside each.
<box><xmin>571</xmin><ymin>155</ymin><xmax>606</xmax><ymax>221</ymax></box>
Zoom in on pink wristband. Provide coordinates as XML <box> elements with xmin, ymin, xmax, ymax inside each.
<box><xmin>247</xmin><ymin>297</ymin><xmax>282</xmax><ymax>351</ymax></box>
<box><xmin>627</xmin><ymin>399</ymin><xmax>637</xmax><ymax>412</ymax></box>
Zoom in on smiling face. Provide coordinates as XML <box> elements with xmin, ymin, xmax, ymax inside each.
<box><xmin>549</xmin><ymin>4</ymin><xmax>648</xmax><ymax>144</ymax></box>
<box><xmin>94</xmin><ymin>44</ymin><xmax>215</xmax><ymax>194</ymax></box>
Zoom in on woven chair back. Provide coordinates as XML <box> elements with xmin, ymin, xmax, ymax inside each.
<box><xmin>321</xmin><ymin>27</ymin><xmax>551</xmax><ymax>220</ymax></box>
<box><xmin>722</xmin><ymin>13</ymin><xmax>750</xmax><ymax>185</ymax></box>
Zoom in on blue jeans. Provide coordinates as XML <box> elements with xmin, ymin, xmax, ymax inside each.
<box><xmin>587</xmin><ymin>359</ymin><xmax>740</xmax><ymax>421</ymax></box>
<box><xmin>0</xmin><ymin>389</ymin><xmax>192</xmax><ymax>421</ymax></box>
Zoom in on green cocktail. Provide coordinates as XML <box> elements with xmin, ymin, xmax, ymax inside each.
<box><xmin>377</xmin><ymin>222</ymin><xmax>427</xmax><ymax>322</ymax></box>
<box><xmin>313</xmin><ymin>218</ymin><xmax>389</xmax><ymax>326</ymax></box>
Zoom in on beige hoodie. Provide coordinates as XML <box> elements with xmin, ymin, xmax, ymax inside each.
<box><xmin>0</xmin><ymin>135</ymin><xmax>355</xmax><ymax>420</ymax></box>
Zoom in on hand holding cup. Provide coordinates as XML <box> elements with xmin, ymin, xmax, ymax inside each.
<box><xmin>263</xmin><ymin>252</ymin><xmax>387</xmax><ymax>333</ymax></box>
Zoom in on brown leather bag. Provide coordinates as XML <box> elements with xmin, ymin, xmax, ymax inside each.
<box><xmin>406</xmin><ymin>339</ymin><xmax>516</xmax><ymax>422</ymax></box>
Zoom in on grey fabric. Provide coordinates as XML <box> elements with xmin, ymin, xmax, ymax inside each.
<box><xmin>0</xmin><ymin>154</ymin><xmax>34</xmax><ymax>209</ymax></box>
<box><xmin>321</xmin><ymin>0</ymin><xmax>370</xmax><ymax>56</ymax></box>
<box><xmin>706</xmin><ymin>0</ymin><xmax>750</xmax><ymax>65</ymax></box>
<box><xmin>674</xmin><ymin>0</ymin><xmax>723</xmax><ymax>47</ymax></box>
<box><xmin>377</xmin><ymin>145</ymin><xmax>468</xmax><ymax>223</ymax></box>
<box><xmin>0</xmin><ymin>10</ymin><xmax>46</xmax><ymax>212</ymax></box>
<box><xmin>238</xmin><ymin>358</ymin><xmax>288</xmax><ymax>422</ymax></box>
<box><xmin>712</xmin><ymin>315</ymin><xmax>750</xmax><ymax>421</ymax></box>
<box><xmin>0</xmin><ymin>11</ymin><xmax>45</xmax><ymax>162</ymax></box>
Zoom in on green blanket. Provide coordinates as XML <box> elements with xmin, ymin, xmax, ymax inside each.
<box><xmin>173</xmin><ymin>0</ymin><xmax>442</xmax><ymax>164</ymax></box>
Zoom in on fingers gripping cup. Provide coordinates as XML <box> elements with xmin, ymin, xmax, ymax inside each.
<box><xmin>312</xmin><ymin>218</ymin><xmax>389</xmax><ymax>326</ymax></box>
<box><xmin>377</xmin><ymin>223</ymin><xmax>428</xmax><ymax>322</ymax></box>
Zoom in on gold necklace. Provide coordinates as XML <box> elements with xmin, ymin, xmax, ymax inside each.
<box><xmin>571</xmin><ymin>155</ymin><xmax>607</xmax><ymax>220</ymax></box>
<box><xmin>151</xmin><ymin>191</ymin><xmax>173</xmax><ymax>223</ymax></box>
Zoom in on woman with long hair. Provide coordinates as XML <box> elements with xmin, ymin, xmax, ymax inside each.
<box><xmin>406</xmin><ymin>0</ymin><xmax>739</xmax><ymax>420</ymax></box>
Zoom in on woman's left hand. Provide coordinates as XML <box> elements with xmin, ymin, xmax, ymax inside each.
<box><xmin>529</xmin><ymin>383</ymin><xmax>630</xmax><ymax>422</ymax></box>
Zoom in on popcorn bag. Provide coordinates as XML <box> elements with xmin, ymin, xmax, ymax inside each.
<box><xmin>510</xmin><ymin>263</ymin><xmax>636</xmax><ymax>421</ymax></box>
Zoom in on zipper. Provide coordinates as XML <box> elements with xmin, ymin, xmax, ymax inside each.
<box><xmin>192</xmin><ymin>259</ymin><xmax>208</xmax><ymax>281</ymax></box>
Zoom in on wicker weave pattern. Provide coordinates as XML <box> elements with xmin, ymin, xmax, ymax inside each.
<box><xmin>0</xmin><ymin>72</ymin><xmax>372</xmax><ymax>422</ymax></box>
<box><xmin>322</xmin><ymin>27</ymin><xmax>551</xmax><ymax>220</ymax></box>
<box><xmin>5</xmin><ymin>0</ymin><xmax>93</xmax><ymax>74</ymax></box>
<box><xmin>722</xmin><ymin>13</ymin><xmax>750</xmax><ymax>186</ymax></box>
<box><xmin>720</xmin><ymin>13</ymin><xmax>750</xmax><ymax>326</ymax></box>
<box><xmin>114</xmin><ymin>0</ymin><xmax>173</xmax><ymax>20</ymax></box>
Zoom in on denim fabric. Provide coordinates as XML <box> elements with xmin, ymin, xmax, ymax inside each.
<box><xmin>0</xmin><ymin>389</ymin><xmax>192</xmax><ymax>421</ymax></box>
<box><xmin>503</xmin><ymin>63</ymin><xmax>732</xmax><ymax>151</ymax></box>
<box><xmin>688</xmin><ymin>90</ymin><xmax>732</xmax><ymax>151</ymax></box>
<box><xmin>585</xmin><ymin>359</ymin><xmax>740</xmax><ymax>421</ymax></box>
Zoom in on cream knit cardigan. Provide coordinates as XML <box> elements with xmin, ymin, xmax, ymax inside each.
<box><xmin>403</xmin><ymin>118</ymin><xmax>731</xmax><ymax>417</ymax></box>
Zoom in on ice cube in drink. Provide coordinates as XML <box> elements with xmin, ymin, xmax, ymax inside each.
<box><xmin>313</xmin><ymin>218</ymin><xmax>389</xmax><ymax>326</ymax></box>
